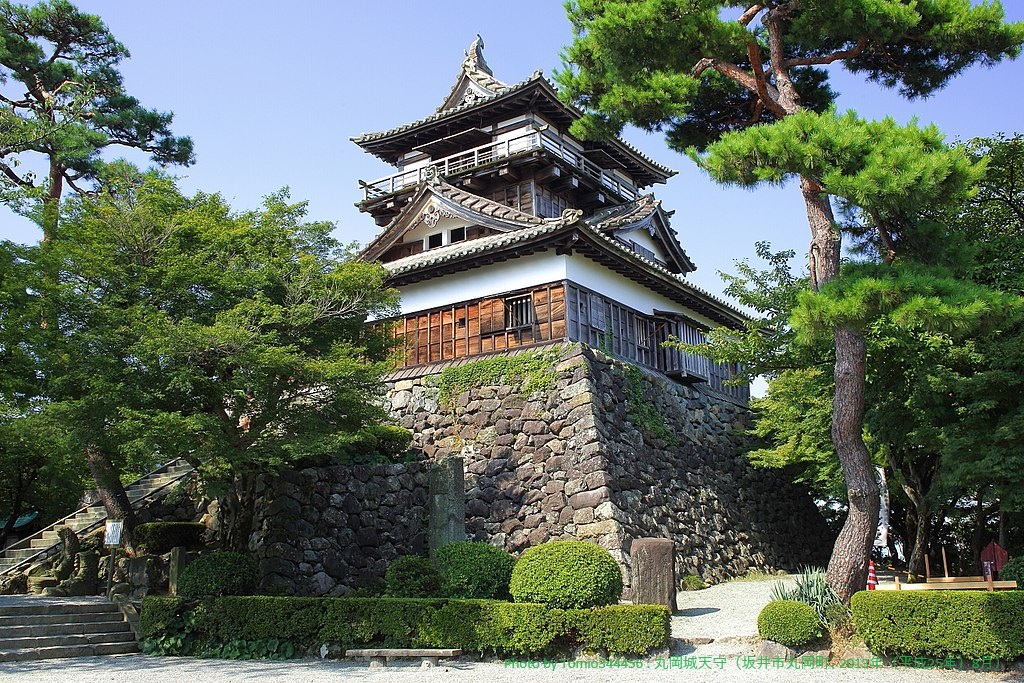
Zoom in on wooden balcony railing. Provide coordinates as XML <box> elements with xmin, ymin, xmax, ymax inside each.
<box><xmin>359</xmin><ymin>130</ymin><xmax>640</xmax><ymax>202</ymax></box>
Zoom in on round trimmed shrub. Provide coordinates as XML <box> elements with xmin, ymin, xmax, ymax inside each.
<box><xmin>177</xmin><ymin>551</ymin><xmax>259</xmax><ymax>598</ymax></box>
<box><xmin>509</xmin><ymin>540</ymin><xmax>623</xmax><ymax>608</ymax></box>
<box><xmin>435</xmin><ymin>541</ymin><xmax>515</xmax><ymax>599</ymax></box>
<box><xmin>384</xmin><ymin>555</ymin><xmax>443</xmax><ymax>597</ymax></box>
<box><xmin>757</xmin><ymin>600</ymin><xmax>821</xmax><ymax>646</ymax></box>
<box><xmin>1000</xmin><ymin>556</ymin><xmax>1024</xmax><ymax>584</ymax></box>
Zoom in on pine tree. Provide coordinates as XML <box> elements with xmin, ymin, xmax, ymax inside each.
<box><xmin>558</xmin><ymin>0</ymin><xmax>1024</xmax><ymax>599</ymax></box>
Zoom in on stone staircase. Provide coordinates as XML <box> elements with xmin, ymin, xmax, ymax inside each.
<box><xmin>0</xmin><ymin>596</ymin><xmax>137</xmax><ymax>661</ymax></box>
<box><xmin>0</xmin><ymin>459</ymin><xmax>194</xmax><ymax>577</ymax></box>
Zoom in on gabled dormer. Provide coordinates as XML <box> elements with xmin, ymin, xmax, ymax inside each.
<box><xmin>361</xmin><ymin>177</ymin><xmax>548</xmax><ymax>263</ymax></box>
<box><xmin>589</xmin><ymin>196</ymin><xmax>695</xmax><ymax>275</ymax></box>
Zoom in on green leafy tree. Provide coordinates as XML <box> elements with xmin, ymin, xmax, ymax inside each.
<box><xmin>0</xmin><ymin>404</ymin><xmax>84</xmax><ymax>549</ymax></box>
<box><xmin>942</xmin><ymin>134</ymin><xmax>1024</xmax><ymax>529</ymax></box>
<box><xmin>558</xmin><ymin>0</ymin><xmax>1023</xmax><ymax>600</ymax></box>
<box><xmin>0</xmin><ymin>0</ymin><xmax>193</xmax><ymax>238</ymax></box>
<box><xmin>0</xmin><ymin>240</ymin><xmax>87</xmax><ymax>548</ymax></box>
<box><xmin>728</xmin><ymin>251</ymin><xmax>1017</xmax><ymax>577</ymax></box>
<box><xmin>43</xmin><ymin>168</ymin><xmax>399</xmax><ymax>550</ymax></box>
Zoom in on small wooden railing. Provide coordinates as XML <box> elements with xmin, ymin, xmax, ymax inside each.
<box><xmin>359</xmin><ymin>129</ymin><xmax>640</xmax><ymax>202</ymax></box>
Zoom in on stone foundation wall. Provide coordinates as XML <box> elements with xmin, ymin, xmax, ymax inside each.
<box><xmin>248</xmin><ymin>342</ymin><xmax>831</xmax><ymax>595</ymax></box>
<box><xmin>387</xmin><ymin>343</ymin><xmax>832</xmax><ymax>589</ymax></box>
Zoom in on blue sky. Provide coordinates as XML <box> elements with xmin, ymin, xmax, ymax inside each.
<box><xmin>3</xmin><ymin>1</ymin><xmax>1023</xmax><ymax>298</ymax></box>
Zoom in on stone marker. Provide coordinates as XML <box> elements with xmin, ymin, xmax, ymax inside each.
<box><xmin>168</xmin><ymin>546</ymin><xmax>195</xmax><ymax>596</ymax></box>
<box><xmin>428</xmin><ymin>456</ymin><xmax>465</xmax><ymax>556</ymax></box>
<box><xmin>631</xmin><ymin>538</ymin><xmax>677</xmax><ymax>611</ymax></box>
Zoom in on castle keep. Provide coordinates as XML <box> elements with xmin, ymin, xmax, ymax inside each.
<box><xmin>252</xmin><ymin>39</ymin><xmax>830</xmax><ymax>596</ymax></box>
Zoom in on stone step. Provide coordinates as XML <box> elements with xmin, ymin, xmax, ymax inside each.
<box><xmin>0</xmin><ymin>640</ymin><xmax>138</xmax><ymax>662</ymax></box>
<box><xmin>0</xmin><ymin>611</ymin><xmax>125</xmax><ymax>628</ymax></box>
<box><xmin>0</xmin><ymin>628</ymin><xmax>134</xmax><ymax>650</ymax></box>
<box><xmin>2</xmin><ymin>548</ymin><xmax>42</xmax><ymax>560</ymax></box>
<box><xmin>0</xmin><ymin>601</ymin><xmax>121</xmax><ymax>617</ymax></box>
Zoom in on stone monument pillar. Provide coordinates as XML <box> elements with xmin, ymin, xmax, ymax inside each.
<box><xmin>631</xmin><ymin>538</ymin><xmax>677</xmax><ymax>610</ymax></box>
<box><xmin>428</xmin><ymin>456</ymin><xmax>465</xmax><ymax>556</ymax></box>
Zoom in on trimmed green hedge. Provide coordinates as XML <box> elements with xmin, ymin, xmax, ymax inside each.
<box><xmin>851</xmin><ymin>590</ymin><xmax>1024</xmax><ymax>660</ymax></box>
<box><xmin>177</xmin><ymin>552</ymin><xmax>259</xmax><ymax>598</ymax></box>
<box><xmin>510</xmin><ymin>540</ymin><xmax>623</xmax><ymax>608</ymax></box>
<box><xmin>435</xmin><ymin>541</ymin><xmax>515</xmax><ymax>599</ymax></box>
<box><xmin>384</xmin><ymin>555</ymin><xmax>444</xmax><ymax>597</ymax></box>
<box><xmin>140</xmin><ymin>596</ymin><xmax>669</xmax><ymax>659</ymax></box>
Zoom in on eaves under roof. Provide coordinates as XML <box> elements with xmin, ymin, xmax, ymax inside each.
<box><xmin>352</xmin><ymin>73</ymin><xmax>675</xmax><ymax>188</ymax></box>
<box><xmin>382</xmin><ymin>213</ymin><xmax>747</xmax><ymax>328</ymax></box>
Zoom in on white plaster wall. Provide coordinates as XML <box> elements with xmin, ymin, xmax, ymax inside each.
<box><xmin>403</xmin><ymin>215</ymin><xmax>468</xmax><ymax>247</ymax></box>
<box><xmin>564</xmin><ymin>257</ymin><xmax>719</xmax><ymax>329</ymax></box>
<box><xmin>388</xmin><ymin>250</ymin><xmax>720</xmax><ymax>330</ymax></box>
<box><xmin>615</xmin><ymin>228</ymin><xmax>666</xmax><ymax>261</ymax></box>
<box><xmin>396</xmin><ymin>251</ymin><xmax>570</xmax><ymax>315</ymax></box>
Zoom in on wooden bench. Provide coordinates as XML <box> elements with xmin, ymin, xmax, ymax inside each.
<box><xmin>344</xmin><ymin>648</ymin><xmax>462</xmax><ymax>668</ymax></box>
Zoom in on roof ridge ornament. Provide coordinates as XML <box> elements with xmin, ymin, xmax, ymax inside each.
<box><xmin>546</xmin><ymin>208</ymin><xmax>584</xmax><ymax>225</ymax></box>
<box><xmin>463</xmin><ymin>35</ymin><xmax>492</xmax><ymax>77</ymax></box>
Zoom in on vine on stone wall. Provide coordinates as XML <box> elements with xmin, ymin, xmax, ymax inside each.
<box><xmin>433</xmin><ymin>351</ymin><xmax>561</xmax><ymax>406</ymax></box>
<box><xmin>623</xmin><ymin>365</ymin><xmax>678</xmax><ymax>446</ymax></box>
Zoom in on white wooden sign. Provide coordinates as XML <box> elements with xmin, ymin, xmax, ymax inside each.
<box><xmin>104</xmin><ymin>520</ymin><xmax>124</xmax><ymax>547</ymax></box>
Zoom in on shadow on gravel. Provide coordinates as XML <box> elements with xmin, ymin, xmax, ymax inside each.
<box><xmin>676</xmin><ymin>607</ymin><xmax>720</xmax><ymax>617</ymax></box>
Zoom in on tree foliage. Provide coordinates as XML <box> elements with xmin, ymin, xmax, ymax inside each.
<box><xmin>941</xmin><ymin>134</ymin><xmax>1024</xmax><ymax>513</ymax></box>
<box><xmin>559</xmin><ymin>1</ymin><xmax>1024</xmax><ymax>151</ymax></box>
<box><xmin>0</xmin><ymin>240</ymin><xmax>87</xmax><ymax>545</ymax></box>
<box><xmin>0</xmin><ymin>0</ymin><xmax>193</xmax><ymax>237</ymax></box>
<box><xmin>37</xmin><ymin>167</ymin><xmax>399</xmax><ymax>549</ymax></box>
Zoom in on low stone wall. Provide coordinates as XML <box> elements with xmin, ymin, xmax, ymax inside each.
<box><xmin>250</xmin><ymin>463</ymin><xmax>430</xmax><ymax>596</ymax></box>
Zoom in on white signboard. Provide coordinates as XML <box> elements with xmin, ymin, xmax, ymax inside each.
<box><xmin>104</xmin><ymin>520</ymin><xmax>124</xmax><ymax>547</ymax></box>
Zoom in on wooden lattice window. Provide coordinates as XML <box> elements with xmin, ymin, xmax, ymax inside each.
<box><xmin>505</xmin><ymin>295</ymin><xmax>534</xmax><ymax>330</ymax></box>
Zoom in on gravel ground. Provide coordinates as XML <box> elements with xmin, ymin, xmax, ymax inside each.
<box><xmin>1</xmin><ymin>579</ymin><xmax>1019</xmax><ymax>683</ymax></box>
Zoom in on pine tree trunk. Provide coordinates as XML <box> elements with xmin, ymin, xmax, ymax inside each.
<box><xmin>41</xmin><ymin>161</ymin><xmax>63</xmax><ymax>243</ymax></box>
<box><xmin>218</xmin><ymin>471</ymin><xmax>257</xmax><ymax>553</ymax></box>
<box><xmin>825</xmin><ymin>326</ymin><xmax>880</xmax><ymax>601</ymax></box>
<box><xmin>800</xmin><ymin>176</ymin><xmax>880</xmax><ymax>601</ymax></box>
<box><xmin>84</xmin><ymin>444</ymin><xmax>138</xmax><ymax>546</ymax></box>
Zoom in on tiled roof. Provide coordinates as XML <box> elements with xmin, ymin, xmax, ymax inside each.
<box><xmin>352</xmin><ymin>73</ymin><xmax>540</xmax><ymax>145</ymax></box>
<box><xmin>431</xmin><ymin>181</ymin><xmax>548</xmax><ymax>226</ymax></box>
<box><xmin>352</xmin><ymin>73</ymin><xmax>675</xmax><ymax>180</ymax></box>
<box><xmin>384</xmin><ymin>220</ymin><xmax>566</xmax><ymax>275</ymax></box>
<box><xmin>588</xmin><ymin>194</ymin><xmax>660</xmax><ymax>230</ymax></box>
<box><xmin>382</xmin><ymin>210</ymin><xmax>744</xmax><ymax>321</ymax></box>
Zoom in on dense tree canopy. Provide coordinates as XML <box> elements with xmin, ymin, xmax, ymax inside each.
<box><xmin>34</xmin><ymin>167</ymin><xmax>399</xmax><ymax>549</ymax></box>
<box><xmin>558</xmin><ymin>0</ymin><xmax>1024</xmax><ymax>600</ymax></box>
